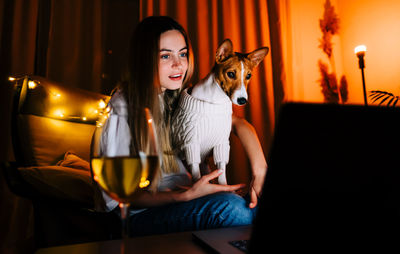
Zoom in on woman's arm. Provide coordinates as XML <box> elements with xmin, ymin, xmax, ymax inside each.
<box><xmin>130</xmin><ymin>169</ymin><xmax>245</xmax><ymax>208</ymax></box>
<box><xmin>231</xmin><ymin>115</ymin><xmax>268</xmax><ymax>208</ymax></box>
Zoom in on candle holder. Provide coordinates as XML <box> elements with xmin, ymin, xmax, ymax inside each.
<box><xmin>354</xmin><ymin>45</ymin><xmax>367</xmax><ymax>106</ymax></box>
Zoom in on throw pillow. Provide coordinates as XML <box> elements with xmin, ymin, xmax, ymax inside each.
<box><xmin>56</xmin><ymin>151</ymin><xmax>91</xmax><ymax>171</ymax></box>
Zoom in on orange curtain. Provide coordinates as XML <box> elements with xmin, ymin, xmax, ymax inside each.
<box><xmin>45</xmin><ymin>0</ymin><xmax>104</xmax><ymax>91</ymax></box>
<box><xmin>0</xmin><ymin>0</ymin><xmax>39</xmax><ymax>161</ymax></box>
<box><xmin>0</xmin><ymin>1</ymin><xmax>38</xmax><ymax>252</ymax></box>
<box><xmin>140</xmin><ymin>0</ymin><xmax>276</xmax><ymax>184</ymax></box>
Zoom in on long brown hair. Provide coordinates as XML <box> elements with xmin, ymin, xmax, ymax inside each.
<box><xmin>121</xmin><ymin>16</ymin><xmax>194</xmax><ymax>176</ymax></box>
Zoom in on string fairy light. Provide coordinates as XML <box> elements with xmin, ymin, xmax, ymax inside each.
<box><xmin>9</xmin><ymin>75</ymin><xmax>110</xmax><ymax>122</ymax></box>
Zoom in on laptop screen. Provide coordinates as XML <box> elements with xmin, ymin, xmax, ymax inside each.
<box><xmin>249</xmin><ymin>103</ymin><xmax>400</xmax><ymax>250</ymax></box>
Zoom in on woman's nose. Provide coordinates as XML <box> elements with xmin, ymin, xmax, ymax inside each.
<box><xmin>172</xmin><ymin>56</ymin><xmax>182</xmax><ymax>67</ymax></box>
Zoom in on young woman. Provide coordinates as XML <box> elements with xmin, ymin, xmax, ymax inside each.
<box><xmin>98</xmin><ymin>16</ymin><xmax>267</xmax><ymax>236</ymax></box>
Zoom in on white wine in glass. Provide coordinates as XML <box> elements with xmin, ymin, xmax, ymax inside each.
<box><xmin>91</xmin><ymin>107</ymin><xmax>161</xmax><ymax>239</ymax></box>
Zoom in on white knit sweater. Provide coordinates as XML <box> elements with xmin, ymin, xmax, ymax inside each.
<box><xmin>172</xmin><ymin>88</ymin><xmax>232</xmax><ymax>166</ymax></box>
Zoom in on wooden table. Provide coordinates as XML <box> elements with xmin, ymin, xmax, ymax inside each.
<box><xmin>35</xmin><ymin>231</ymin><xmax>208</xmax><ymax>254</ymax></box>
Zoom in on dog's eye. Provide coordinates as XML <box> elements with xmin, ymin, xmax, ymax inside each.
<box><xmin>227</xmin><ymin>72</ymin><xmax>236</xmax><ymax>79</ymax></box>
<box><xmin>246</xmin><ymin>73</ymin><xmax>252</xmax><ymax>80</ymax></box>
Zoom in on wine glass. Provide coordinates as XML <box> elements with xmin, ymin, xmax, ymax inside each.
<box><xmin>90</xmin><ymin>107</ymin><xmax>161</xmax><ymax>240</ymax></box>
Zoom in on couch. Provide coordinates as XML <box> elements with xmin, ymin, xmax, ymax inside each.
<box><xmin>2</xmin><ymin>76</ymin><xmax>120</xmax><ymax>248</ymax></box>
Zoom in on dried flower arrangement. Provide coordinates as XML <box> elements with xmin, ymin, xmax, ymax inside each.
<box><xmin>318</xmin><ymin>0</ymin><xmax>348</xmax><ymax>103</ymax></box>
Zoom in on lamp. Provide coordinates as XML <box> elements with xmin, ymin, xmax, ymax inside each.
<box><xmin>354</xmin><ymin>45</ymin><xmax>367</xmax><ymax>106</ymax></box>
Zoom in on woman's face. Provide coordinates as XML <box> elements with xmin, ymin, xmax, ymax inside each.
<box><xmin>158</xmin><ymin>30</ymin><xmax>188</xmax><ymax>92</ymax></box>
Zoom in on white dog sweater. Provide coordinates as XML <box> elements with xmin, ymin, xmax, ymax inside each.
<box><xmin>172</xmin><ymin>88</ymin><xmax>232</xmax><ymax>166</ymax></box>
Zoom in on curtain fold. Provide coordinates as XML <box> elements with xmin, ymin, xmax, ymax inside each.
<box><xmin>267</xmin><ymin>0</ymin><xmax>286</xmax><ymax>115</ymax></box>
<box><xmin>139</xmin><ymin>0</ymin><xmax>276</xmax><ymax>184</ymax></box>
<box><xmin>34</xmin><ymin>0</ymin><xmax>51</xmax><ymax>76</ymax></box>
<box><xmin>45</xmin><ymin>0</ymin><xmax>104</xmax><ymax>91</ymax></box>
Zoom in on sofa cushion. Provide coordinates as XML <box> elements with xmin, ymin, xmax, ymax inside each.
<box><xmin>17</xmin><ymin>114</ymin><xmax>95</xmax><ymax>166</ymax></box>
<box><xmin>18</xmin><ymin>165</ymin><xmax>94</xmax><ymax>206</ymax></box>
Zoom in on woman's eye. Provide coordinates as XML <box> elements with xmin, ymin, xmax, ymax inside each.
<box><xmin>227</xmin><ymin>72</ymin><xmax>236</xmax><ymax>79</ymax></box>
<box><xmin>161</xmin><ymin>54</ymin><xmax>170</xmax><ymax>59</ymax></box>
<box><xmin>180</xmin><ymin>52</ymin><xmax>187</xmax><ymax>58</ymax></box>
<box><xmin>246</xmin><ymin>73</ymin><xmax>252</xmax><ymax>80</ymax></box>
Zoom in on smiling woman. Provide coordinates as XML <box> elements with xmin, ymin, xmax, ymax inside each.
<box><xmin>158</xmin><ymin>30</ymin><xmax>189</xmax><ymax>91</ymax></box>
<box><xmin>93</xmin><ymin>15</ymin><xmax>265</xmax><ymax>237</ymax></box>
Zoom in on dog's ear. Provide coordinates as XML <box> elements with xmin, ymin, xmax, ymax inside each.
<box><xmin>216</xmin><ymin>39</ymin><xmax>233</xmax><ymax>64</ymax></box>
<box><xmin>248</xmin><ymin>47</ymin><xmax>269</xmax><ymax>67</ymax></box>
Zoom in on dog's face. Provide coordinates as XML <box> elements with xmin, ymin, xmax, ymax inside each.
<box><xmin>213</xmin><ymin>39</ymin><xmax>269</xmax><ymax>105</ymax></box>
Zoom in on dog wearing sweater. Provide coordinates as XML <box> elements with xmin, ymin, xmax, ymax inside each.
<box><xmin>172</xmin><ymin>39</ymin><xmax>268</xmax><ymax>184</ymax></box>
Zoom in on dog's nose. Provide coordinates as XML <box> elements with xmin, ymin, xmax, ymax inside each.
<box><xmin>237</xmin><ymin>97</ymin><xmax>247</xmax><ymax>105</ymax></box>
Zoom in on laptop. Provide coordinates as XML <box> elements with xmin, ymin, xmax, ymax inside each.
<box><xmin>193</xmin><ymin>103</ymin><xmax>400</xmax><ymax>252</ymax></box>
<box><xmin>192</xmin><ymin>225</ymin><xmax>252</xmax><ymax>253</ymax></box>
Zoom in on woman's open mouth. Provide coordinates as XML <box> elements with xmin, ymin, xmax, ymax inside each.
<box><xmin>169</xmin><ymin>73</ymin><xmax>183</xmax><ymax>81</ymax></box>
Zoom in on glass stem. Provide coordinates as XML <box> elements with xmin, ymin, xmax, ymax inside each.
<box><xmin>119</xmin><ymin>203</ymin><xmax>130</xmax><ymax>239</ymax></box>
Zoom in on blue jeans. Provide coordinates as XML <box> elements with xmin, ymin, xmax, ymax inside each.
<box><xmin>127</xmin><ymin>192</ymin><xmax>257</xmax><ymax>237</ymax></box>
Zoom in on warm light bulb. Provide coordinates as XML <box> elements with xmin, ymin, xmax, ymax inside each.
<box><xmin>8</xmin><ymin>77</ymin><xmax>16</xmax><ymax>81</ymax></box>
<box><xmin>50</xmin><ymin>91</ymin><xmax>61</xmax><ymax>98</ymax></box>
<box><xmin>28</xmin><ymin>81</ymin><xmax>37</xmax><ymax>89</ymax></box>
<box><xmin>98</xmin><ymin>100</ymin><xmax>106</xmax><ymax>109</ymax></box>
<box><xmin>82</xmin><ymin>116</ymin><xmax>87</xmax><ymax>121</ymax></box>
<box><xmin>53</xmin><ymin>109</ymin><xmax>65</xmax><ymax>118</ymax></box>
<box><xmin>354</xmin><ymin>45</ymin><xmax>367</xmax><ymax>56</ymax></box>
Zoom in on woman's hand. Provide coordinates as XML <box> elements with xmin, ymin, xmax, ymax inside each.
<box><xmin>231</xmin><ymin>115</ymin><xmax>268</xmax><ymax>208</ymax></box>
<box><xmin>130</xmin><ymin>169</ymin><xmax>244</xmax><ymax>208</ymax></box>
<box><xmin>248</xmin><ymin>167</ymin><xmax>267</xmax><ymax>208</ymax></box>
<box><xmin>182</xmin><ymin>169</ymin><xmax>246</xmax><ymax>201</ymax></box>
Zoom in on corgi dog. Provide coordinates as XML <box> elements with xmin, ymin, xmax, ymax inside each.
<box><xmin>172</xmin><ymin>39</ymin><xmax>268</xmax><ymax>184</ymax></box>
